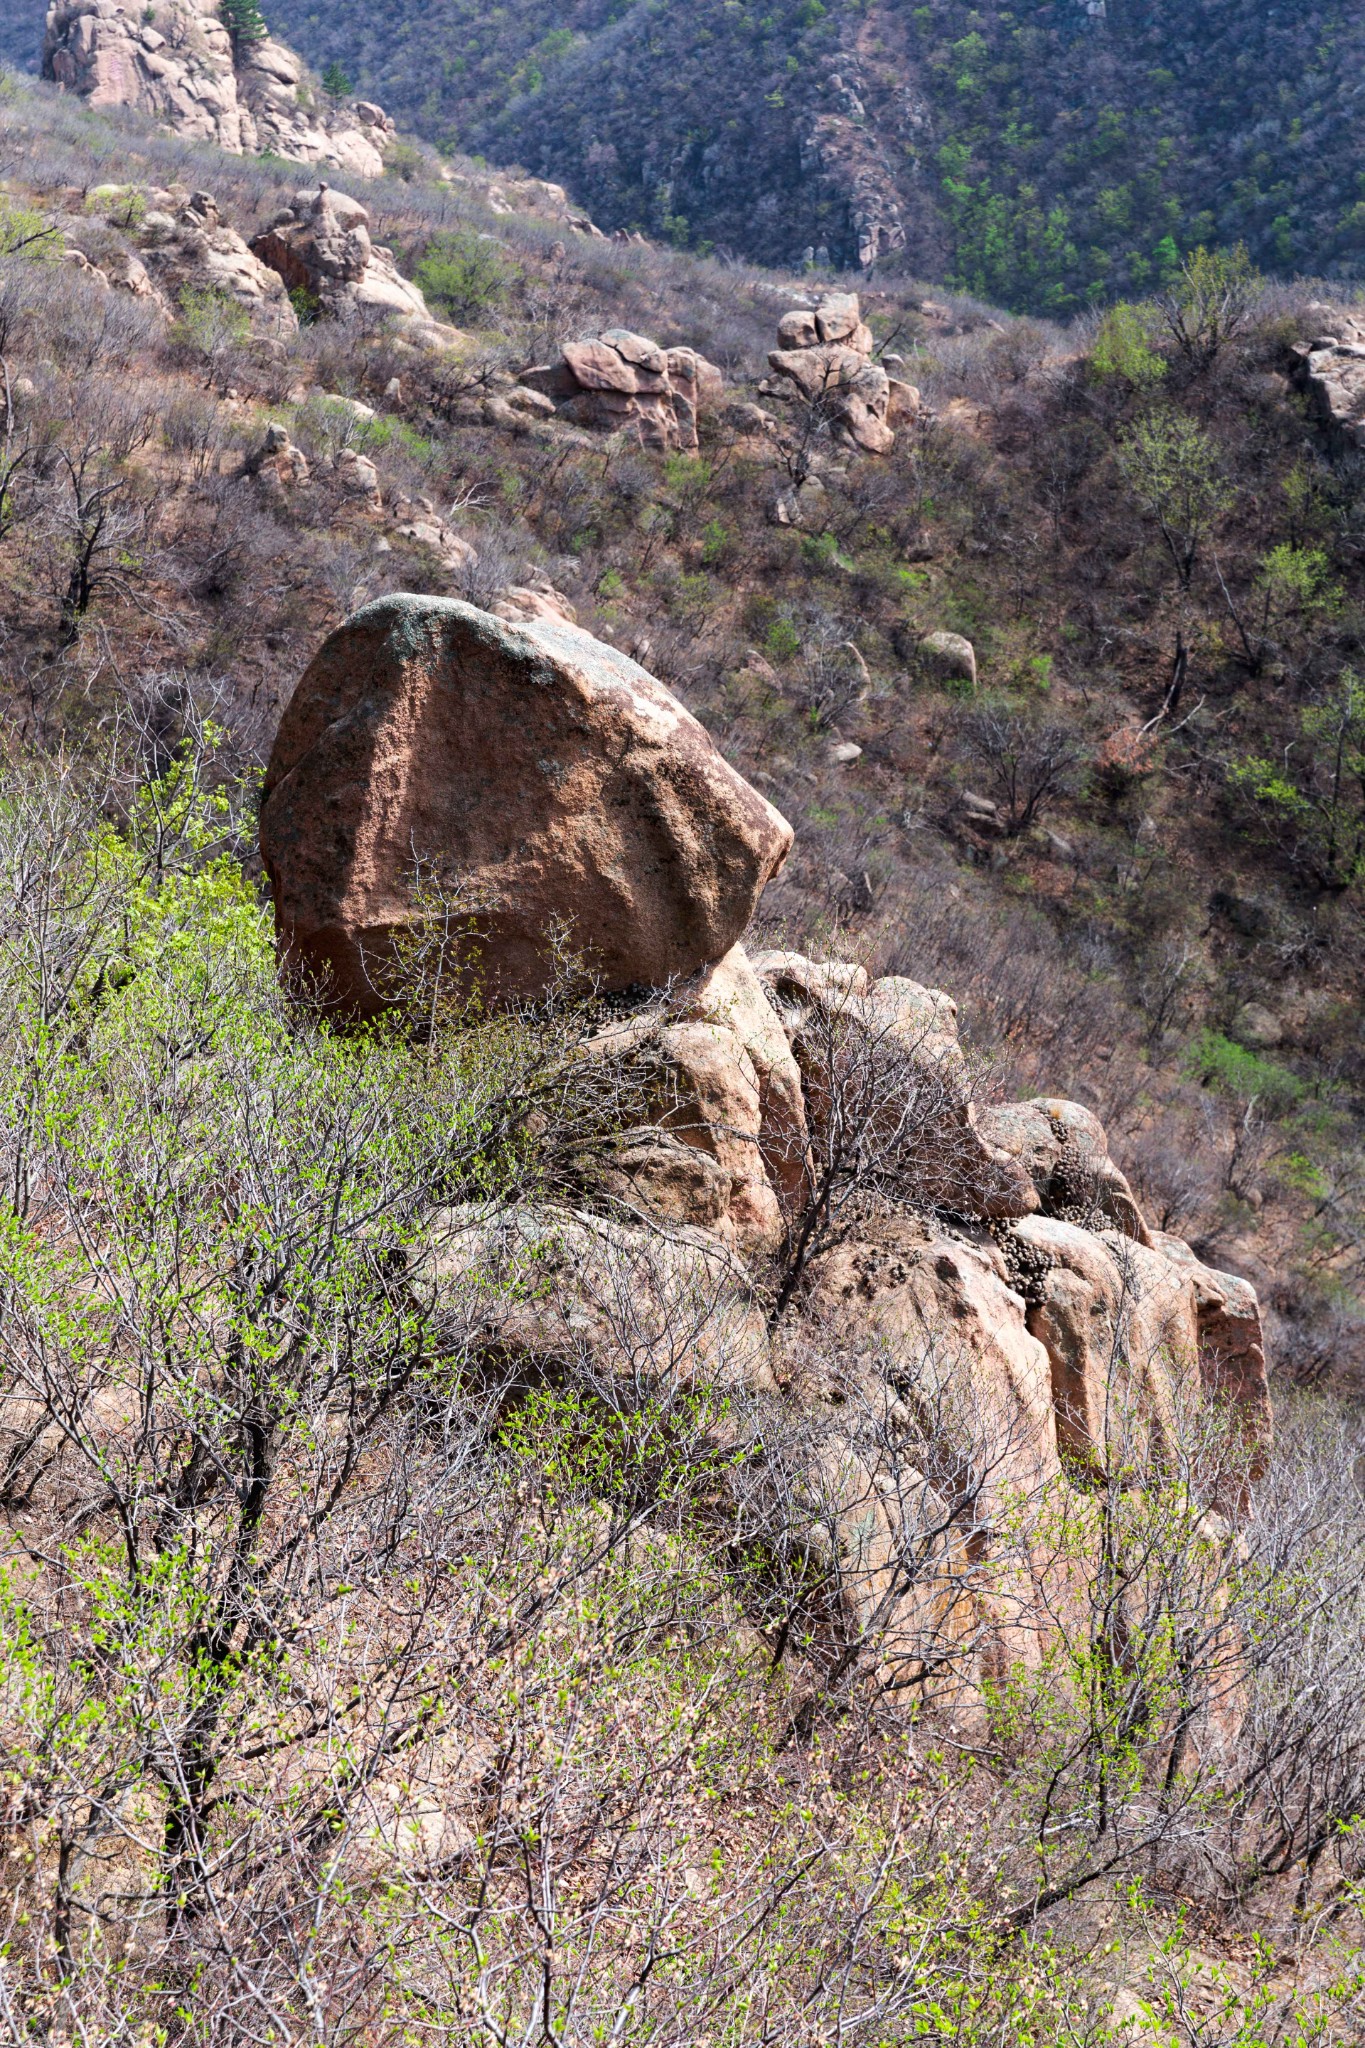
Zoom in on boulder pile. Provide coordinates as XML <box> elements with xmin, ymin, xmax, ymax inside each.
<box><xmin>43</xmin><ymin>0</ymin><xmax>396</xmax><ymax>178</ymax></box>
<box><xmin>263</xmin><ymin>597</ymin><xmax>1274</xmax><ymax>1697</ymax></box>
<box><xmin>763</xmin><ymin>290</ymin><xmax>915</xmax><ymax>455</ymax></box>
<box><xmin>137</xmin><ymin>186</ymin><xmax>299</xmax><ymax>333</ymax></box>
<box><xmin>518</xmin><ymin>331</ymin><xmax>724</xmax><ymax>452</ymax></box>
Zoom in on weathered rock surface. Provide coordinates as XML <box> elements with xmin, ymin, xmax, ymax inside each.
<box><xmin>412</xmin><ymin>1201</ymin><xmax>774</xmax><ymax>1394</ymax></box>
<box><xmin>1293</xmin><ymin>312</ymin><xmax>1365</xmax><ymax>450</ymax></box>
<box><xmin>766</xmin><ymin>293</ymin><xmax>895</xmax><ymax>455</ymax></box>
<box><xmin>519</xmin><ymin>330</ymin><xmax>723</xmax><ymax>452</ymax></box>
<box><xmin>138</xmin><ymin>189</ymin><xmax>298</xmax><ymax>334</ymax></box>
<box><xmin>757</xmin><ymin>953</ymin><xmax>1037</xmax><ymax>1221</ymax></box>
<box><xmin>260</xmin><ymin>595</ymin><xmax>794</xmax><ymax>1014</ymax></box>
<box><xmin>917</xmin><ymin>630</ymin><xmax>977</xmax><ymax>687</ymax></box>
<box><xmin>43</xmin><ymin>2</ymin><xmax>396</xmax><ymax>177</ymax></box>
<box><xmin>978</xmin><ymin>1097</ymin><xmax>1152</xmax><ymax>1245</ymax></box>
<box><xmin>1009</xmin><ymin>1215</ymin><xmax>1273</xmax><ymax>1488</ymax></box>
<box><xmin>250</xmin><ymin>186</ymin><xmax>434</xmax><ymax>326</ymax></box>
<box><xmin>587</xmin><ymin>943</ymin><xmax>810</xmax><ymax>1256</ymax></box>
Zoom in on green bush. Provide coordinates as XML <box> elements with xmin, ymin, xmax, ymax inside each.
<box><xmin>414</xmin><ymin>226</ymin><xmax>516</xmax><ymax>322</ymax></box>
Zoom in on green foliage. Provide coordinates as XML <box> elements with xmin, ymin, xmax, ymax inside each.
<box><xmin>764</xmin><ymin>611</ymin><xmax>802</xmax><ymax>662</ymax></box>
<box><xmin>1186</xmin><ymin>1029</ymin><xmax>1307</xmax><ymax>1113</ymax></box>
<box><xmin>1255</xmin><ymin>541</ymin><xmax>1342</xmax><ymax>621</ymax></box>
<box><xmin>0</xmin><ymin>194</ymin><xmax>58</xmax><ymax>258</ymax></box>
<box><xmin>172</xmin><ymin>284</ymin><xmax>251</xmax><ymax>372</ymax></box>
<box><xmin>1229</xmin><ymin>669</ymin><xmax>1365</xmax><ymax>890</ymax></box>
<box><xmin>1090</xmin><ymin>300</ymin><xmax>1167</xmax><ymax>386</ymax></box>
<box><xmin>1158</xmin><ymin>240</ymin><xmax>1263</xmax><ymax>368</ymax></box>
<box><xmin>219</xmin><ymin>0</ymin><xmax>267</xmax><ymax>51</ymax></box>
<box><xmin>321</xmin><ymin>59</ymin><xmax>352</xmax><ymax>95</ymax></box>
<box><xmin>413</xmin><ymin>226</ymin><xmax>515</xmax><ymax>322</ymax></box>
<box><xmin>287</xmin><ymin>281</ymin><xmax>319</xmax><ymax>323</ymax></box>
<box><xmin>1116</xmin><ymin>405</ymin><xmax>1232</xmax><ymax>588</ymax></box>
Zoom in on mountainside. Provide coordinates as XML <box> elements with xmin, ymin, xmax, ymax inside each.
<box><xmin>5</xmin><ymin>43</ymin><xmax>1365</xmax><ymax>2035</ymax></box>
<box><xmin>254</xmin><ymin>0</ymin><xmax>1365</xmax><ymax>309</ymax></box>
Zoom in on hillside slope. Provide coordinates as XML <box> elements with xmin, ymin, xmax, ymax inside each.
<box><xmin>256</xmin><ymin>0</ymin><xmax>1365</xmax><ymax>308</ymax></box>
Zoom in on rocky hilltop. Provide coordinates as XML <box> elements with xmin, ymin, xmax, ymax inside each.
<box><xmin>42</xmin><ymin>0</ymin><xmax>397</xmax><ymax>179</ymax></box>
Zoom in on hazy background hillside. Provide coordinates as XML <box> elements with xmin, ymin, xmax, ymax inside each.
<box><xmin>179</xmin><ymin>0</ymin><xmax>1365</xmax><ymax>310</ymax></box>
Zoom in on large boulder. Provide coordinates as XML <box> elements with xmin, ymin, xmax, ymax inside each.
<box><xmin>250</xmin><ymin>186</ymin><xmax>433</xmax><ymax>324</ymax></box>
<box><xmin>518</xmin><ymin>331</ymin><xmax>723</xmax><ymax>452</ymax></box>
<box><xmin>260</xmin><ymin>596</ymin><xmax>794</xmax><ymax>1015</ymax></box>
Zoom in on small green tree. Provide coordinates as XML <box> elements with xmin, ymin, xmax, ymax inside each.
<box><xmin>321</xmin><ymin>59</ymin><xmax>352</xmax><ymax>96</ymax></box>
<box><xmin>220</xmin><ymin>0</ymin><xmax>267</xmax><ymax>52</ymax></box>
<box><xmin>1229</xmin><ymin>668</ymin><xmax>1365</xmax><ymax>891</ymax></box>
<box><xmin>1090</xmin><ymin>300</ymin><xmax>1167</xmax><ymax>387</ymax></box>
<box><xmin>172</xmin><ymin>285</ymin><xmax>251</xmax><ymax>388</ymax></box>
<box><xmin>414</xmin><ymin>227</ymin><xmax>514</xmax><ymax>323</ymax></box>
<box><xmin>1117</xmin><ymin>404</ymin><xmax>1231</xmax><ymax>591</ymax></box>
<box><xmin>1157</xmin><ymin>241</ymin><xmax>1262</xmax><ymax>371</ymax></box>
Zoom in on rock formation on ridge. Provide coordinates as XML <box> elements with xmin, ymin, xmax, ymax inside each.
<box><xmin>43</xmin><ymin>0</ymin><xmax>396</xmax><ymax>178</ymax></box>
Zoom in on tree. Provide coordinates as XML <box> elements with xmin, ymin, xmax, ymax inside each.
<box><xmin>1229</xmin><ymin>668</ymin><xmax>1365</xmax><ymax>891</ymax></box>
<box><xmin>414</xmin><ymin>228</ymin><xmax>515</xmax><ymax>324</ymax></box>
<box><xmin>959</xmin><ymin>704</ymin><xmax>1088</xmax><ymax>835</ymax></box>
<box><xmin>1116</xmin><ymin>405</ymin><xmax>1231</xmax><ymax>593</ymax></box>
<box><xmin>1156</xmin><ymin>242</ymin><xmax>1262</xmax><ymax>373</ymax></box>
<box><xmin>321</xmin><ymin>60</ymin><xmax>352</xmax><ymax>96</ymax></box>
<box><xmin>220</xmin><ymin>0</ymin><xmax>267</xmax><ymax>52</ymax></box>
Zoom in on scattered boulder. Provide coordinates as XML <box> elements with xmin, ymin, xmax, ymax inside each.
<box><xmin>250</xmin><ymin>186</ymin><xmax>433</xmax><ymax>326</ymax></box>
<box><xmin>260</xmin><ymin>595</ymin><xmax>794</xmax><ymax>1015</ymax></box>
<box><xmin>244</xmin><ymin>421</ymin><xmax>311</xmax><ymax>489</ymax></box>
<box><xmin>1232</xmin><ymin>1001</ymin><xmax>1284</xmax><ymax>1049</ymax></box>
<box><xmin>917</xmin><ymin>630</ymin><xmax>977</xmax><ymax>687</ymax></box>
<box><xmin>331</xmin><ymin>446</ymin><xmax>382</xmax><ymax>507</ymax></box>
<box><xmin>518</xmin><ymin>330</ymin><xmax>724</xmax><ymax>452</ymax></box>
<box><xmin>767</xmin><ymin>292</ymin><xmax>895</xmax><ymax>455</ymax></box>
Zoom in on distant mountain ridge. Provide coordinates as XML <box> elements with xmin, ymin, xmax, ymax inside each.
<box><xmin>255</xmin><ymin>0</ymin><xmax>1365</xmax><ymax>310</ymax></box>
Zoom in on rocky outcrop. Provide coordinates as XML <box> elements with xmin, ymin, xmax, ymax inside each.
<box><xmin>1292</xmin><ymin>312</ymin><xmax>1365</xmax><ymax>450</ymax></box>
<box><xmin>43</xmin><ymin>2</ymin><xmax>395</xmax><ymax>178</ymax></box>
<box><xmin>764</xmin><ymin>291</ymin><xmax>896</xmax><ymax>455</ymax></box>
<box><xmin>249</xmin><ymin>186</ymin><xmax>437</xmax><ymax>329</ymax></box>
<box><xmin>259</xmin><ymin>595</ymin><xmax>794</xmax><ymax>1016</ymax></box>
<box><xmin>266</xmin><ymin>601</ymin><xmax>1275</xmax><ymax>1690</ymax></box>
<box><xmin>135</xmin><ymin>187</ymin><xmax>299</xmax><ymax>333</ymax></box>
<box><xmin>518</xmin><ymin>332</ymin><xmax>724</xmax><ymax>452</ymax></box>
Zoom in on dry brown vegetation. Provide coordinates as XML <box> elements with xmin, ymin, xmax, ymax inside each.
<box><xmin>1</xmin><ymin>64</ymin><xmax>1365</xmax><ymax>2036</ymax></box>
